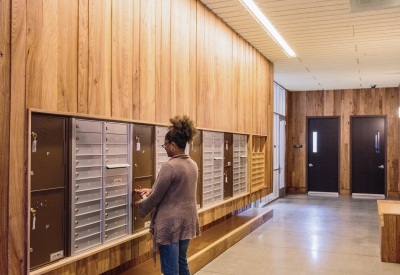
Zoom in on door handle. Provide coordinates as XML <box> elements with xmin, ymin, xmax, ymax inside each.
<box><xmin>378</xmin><ymin>165</ymin><xmax>384</xmax><ymax>169</ymax></box>
<box><xmin>309</xmin><ymin>163</ymin><xmax>314</xmax><ymax>167</ymax></box>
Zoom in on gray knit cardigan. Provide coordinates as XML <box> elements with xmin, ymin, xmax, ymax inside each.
<box><xmin>138</xmin><ymin>154</ymin><xmax>201</xmax><ymax>261</ymax></box>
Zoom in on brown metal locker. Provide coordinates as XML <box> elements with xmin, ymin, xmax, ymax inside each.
<box><xmin>224</xmin><ymin>133</ymin><xmax>233</xmax><ymax>199</ymax></box>
<box><xmin>132</xmin><ymin>124</ymin><xmax>154</xmax><ymax>232</ymax></box>
<box><xmin>189</xmin><ymin>131</ymin><xmax>202</xmax><ymax>208</ymax></box>
<box><xmin>30</xmin><ymin>115</ymin><xmax>68</xmax><ymax>269</ymax></box>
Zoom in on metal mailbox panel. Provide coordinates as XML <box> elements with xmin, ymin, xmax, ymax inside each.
<box><xmin>105</xmin><ymin>185</ymin><xmax>127</xmax><ymax>197</ymax></box>
<box><xmin>75</xmin><ymin>132</ymin><xmax>102</xmax><ymax>144</ymax></box>
<box><xmin>133</xmin><ymin>177</ymin><xmax>152</xmax><ymax>232</ymax></box>
<box><xmin>75</xmin><ymin>167</ymin><xmax>102</xmax><ymax>180</ymax></box>
<box><xmin>105</xmin><ymin>134</ymin><xmax>128</xmax><ymax>144</ymax></box>
<box><xmin>105</xmin><ymin>195</ymin><xmax>127</xmax><ymax>209</ymax></box>
<box><xmin>75</xmin><ymin>211</ymin><xmax>102</xmax><ymax>227</ymax></box>
<box><xmin>105</xmin><ymin>122</ymin><xmax>128</xmax><ymax>134</ymax></box>
<box><xmin>203</xmin><ymin>131</ymin><xmax>213</xmax><ymax>139</ymax></box>
<box><xmin>75</xmin><ymin>178</ymin><xmax>102</xmax><ymax>191</ymax></box>
<box><xmin>105</xmin><ymin>215</ymin><xmax>127</xmax><ymax>231</ymax></box>
<box><xmin>31</xmin><ymin>115</ymin><xmax>67</xmax><ymax>191</ymax></box>
<box><xmin>106</xmin><ymin>167</ymin><xmax>128</xmax><ymax>177</ymax></box>
<box><xmin>76</xmin><ymin>144</ymin><xmax>102</xmax><ymax>156</ymax></box>
<box><xmin>74</xmin><ymin>233</ymin><xmax>102</xmax><ymax>253</ymax></box>
<box><xmin>74</xmin><ymin>222</ymin><xmax>101</xmax><ymax>240</ymax></box>
<box><xmin>75</xmin><ymin>120</ymin><xmax>103</xmax><ymax>133</ymax></box>
<box><xmin>30</xmin><ymin>189</ymin><xmax>66</xmax><ymax>269</ymax></box>
<box><xmin>106</xmin><ymin>144</ymin><xmax>128</xmax><ymax>155</ymax></box>
<box><xmin>75</xmin><ymin>188</ymin><xmax>102</xmax><ymax>203</ymax></box>
<box><xmin>75</xmin><ymin>199</ymin><xmax>102</xmax><ymax>215</ymax></box>
<box><xmin>105</xmin><ymin>205</ymin><xmax>127</xmax><ymax>219</ymax></box>
<box><xmin>105</xmin><ymin>225</ymin><xmax>127</xmax><ymax>242</ymax></box>
<box><xmin>76</xmin><ymin>155</ymin><xmax>102</xmax><ymax>168</ymax></box>
<box><xmin>133</xmin><ymin>125</ymin><xmax>154</xmax><ymax>178</ymax></box>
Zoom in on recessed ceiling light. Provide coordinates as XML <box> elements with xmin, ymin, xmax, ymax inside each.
<box><xmin>239</xmin><ymin>0</ymin><xmax>296</xmax><ymax>57</ymax></box>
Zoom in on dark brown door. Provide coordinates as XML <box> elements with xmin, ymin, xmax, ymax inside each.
<box><xmin>351</xmin><ymin>116</ymin><xmax>386</xmax><ymax>195</ymax></box>
<box><xmin>189</xmin><ymin>131</ymin><xmax>202</xmax><ymax>208</ymax></box>
<box><xmin>132</xmin><ymin>125</ymin><xmax>154</xmax><ymax>232</ymax></box>
<box><xmin>30</xmin><ymin>115</ymin><xmax>68</xmax><ymax>269</ymax></box>
<box><xmin>223</xmin><ymin>133</ymin><xmax>233</xmax><ymax>199</ymax></box>
<box><xmin>307</xmin><ymin>117</ymin><xmax>339</xmax><ymax>193</ymax></box>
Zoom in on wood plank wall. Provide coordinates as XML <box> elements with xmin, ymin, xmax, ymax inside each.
<box><xmin>286</xmin><ymin>88</ymin><xmax>400</xmax><ymax>196</ymax></box>
<box><xmin>3</xmin><ymin>0</ymin><xmax>274</xmax><ymax>274</ymax></box>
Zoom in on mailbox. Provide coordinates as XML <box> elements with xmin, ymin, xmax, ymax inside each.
<box><xmin>30</xmin><ymin>115</ymin><xmax>68</xmax><ymax>269</ymax></box>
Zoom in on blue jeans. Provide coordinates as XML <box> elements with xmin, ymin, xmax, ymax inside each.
<box><xmin>159</xmin><ymin>239</ymin><xmax>191</xmax><ymax>275</ymax></box>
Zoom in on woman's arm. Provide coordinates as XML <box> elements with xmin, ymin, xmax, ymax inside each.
<box><xmin>137</xmin><ymin>164</ymin><xmax>175</xmax><ymax>218</ymax></box>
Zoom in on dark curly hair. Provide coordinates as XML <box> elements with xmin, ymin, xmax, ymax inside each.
<box><xmin>165</xmin><ymin>115</ymin><xmax>198</xmax><ymax>149</ymax></box>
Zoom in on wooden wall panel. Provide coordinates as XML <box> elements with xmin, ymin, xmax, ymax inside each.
<box><xmin>88</xmin><ymin>0</ymin><xmax>111</xmax><ymax>116</ymax></box>
<box><xmin>188</xmin><ymin>0</ymin><xmax>197</xmax><ymax>122</ymax></box>
<box><xmin>155</xmin><ymin>0</ymin><xmax>171</xmax><ymax>124</ymax></box>
<box><xmin>132</xmin><ymin>0</ymin><xmax>140</xmax><ymax>120</ymax></box>
<box><xmin>10</xmin><ymin>0</ymin><xmax>27</xmax><ymax>273</ymax></box>
<box><xmin>0</xmin><ymin>0</ymin><xmax>11</xmax><ymax>273</ymax></box>
<box><xmin>58</xmin><ymin>0</ymin><xmax>78</xmax><ymax>113</ymax></box>
<box><xmin>287</xmin><ymin>87</ymin><xmax>400</xmax><ymax>196</ymax></box>
<box><xmin>171</xmin><ymin>0</ymin><xmax>191</xmax><ymax>117</ymax></box>
<box><xmin>139</xmin><ymin>0</ymin><xmax>156</xmax><ymax>122</ymax></box>
<box><xmin>111</xmin><ymin>0</ymin><xmax>133</xmax><ymax>119</ymax></box>
<box><xmin>78</xmin><ymin>0</ymin><xmax>89</xmax><ymax>114</ymax></box>
<box><xmin>26</xmin><ymin>0</ymin><xmax>58</xmax><ymax>111</ymax></box>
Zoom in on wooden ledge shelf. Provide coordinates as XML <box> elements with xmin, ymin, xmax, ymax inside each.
<box><xmin>377</xmin><ymin>200</ymin><xmax>400</xmax><ymax>263</ymax></box>
<box><xmin>115</xmin><ymin>207</ymin><xmax>273</xmax><ymax>275</ymax></box>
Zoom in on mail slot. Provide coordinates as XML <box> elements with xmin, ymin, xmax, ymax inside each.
<box><xmin>105</xmin><ymin>205</ymin><xmax>127</xmax><ymax>219</ymax></box>
<box><xmin>105</xmin><ymin>195</ymin><xmax>127</xmax><ymax>208</ymax></box>
<box><xmin>76</xmin><ymin>132</ymin><xmax>102</xmax><ymax>144</ymax></box>
<box><xmin>75</xmin><ymin>188</ymin><xmax>102</xmax><ymax>203</ymax></box>
<box><xmin>30</xmin><ymin>114</ymin><xmax>68</xmax><ymax>270</ymax></box>
<box><xmin>74</xmin><ymin>233</ymin><xmax>101</xmax><ymax>254</ymax></box>
<box><xmin>105</xmin><ymin>225</ymin><xmax>127</xmax><ymax>242</ymax></box>
<box><xmin>75</xmin><ymin>166</ymin><xmax>102</xmax><ymax>180</ymax></box>
<box><xmin>75</xmin><ymin>199</ymin><xmax>102</xmax><ymax>215</ymax></box>
<box><xmin>76</xmin><ymin>155</ymin><xmax>102</xmax><ymax>168</ymax></box>
<box><xmin>105</xmin><ymin>122</ymin><xmax>128</xmax><ymax>134</ymax></box>
<box><xmin>75</xmin><ymin>222</ymin><xmax>102</xmax><ymax>240</ymax></box>
<box><xmin>106</xmin><ymin>133</ymin><xmax>128</xmax><ymax>144</ymax></box>
<box><xmin>224</xmin><ymin>133</ymin><xmax>233</xmax><ymax>199</ymax></box>
<box><xmin>76</xmin><ymin>144</ymin><xmax>102</xmax><ymax>156</ymax></box>
<box><xmin>106</xmin><ymin>144</ymin><xmax>128</xmax><ymax>155</ymax></box>
<box><xmin>105</xmin><ymin>215</ymin><xmax>127</xmax><ymax>230</ymax></box>
<box><xmin>75</xmin><ymin>177</ymin><xmax>102</xmax><ymax>191</ymax></box>
<box><xmin>74</xmin><ymin>211</ymin><xmax>102</xmax><ymax>227</ymax></box>
<box><xmin>75</xmin><ymin>120</ymin><xmax>102</xmax><ymax>133</ymax></box>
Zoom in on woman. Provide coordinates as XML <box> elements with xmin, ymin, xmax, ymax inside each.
<box><xmin>134</xmin><ymin>115</ymin><xmax>200</xmax><ymax>275</ymax></box>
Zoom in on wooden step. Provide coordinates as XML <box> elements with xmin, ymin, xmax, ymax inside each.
<box><xmin>118</xmin><ymin>207</ymin><xmax>273</xmax><ymax>275</ymax></box>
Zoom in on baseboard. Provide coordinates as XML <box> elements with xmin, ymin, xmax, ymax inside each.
<box><xmin>308</xmin><ymin>191</ymin><xmax>339</xmax><ymax>197</ymax></box>
<box><xmin>352</xmin><ymin>193</ymin><xmax>385</xmax><ymax>199</ymax></box>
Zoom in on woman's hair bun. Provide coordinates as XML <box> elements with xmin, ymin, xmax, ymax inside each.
<box><xmin>167</xmin><ymin>115</ymin><xmax>198</xmax><ymax>148</ymax></box>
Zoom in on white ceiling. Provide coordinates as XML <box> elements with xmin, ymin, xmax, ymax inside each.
<box><xmin>199</xmin><ymin>0</ymin><xmax>400</xmax><ymax>91</ymax></box>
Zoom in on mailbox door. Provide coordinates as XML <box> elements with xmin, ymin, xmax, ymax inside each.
<box><xmin>132</xmin><ymin>125</ymin><xmax>154</xmax><ymax>232</ymax></box>
<box><xmin>189</xmin><ymin>131</ymin><xmax>202</xmax><ymax>209</ymax></box>
<box><xmin>223</xmin><ymin>133</ymin><xmax>233</xmax><ymax>199</ymax></box>
<box><xmin>30</xmin><ymin>115</ymin><xmax>67</xmax><ymax>269</ymax></box>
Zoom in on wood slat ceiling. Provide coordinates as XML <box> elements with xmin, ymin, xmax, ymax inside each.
<box><xmin>200</xmin><ymin>0</ymin><xmax>400</xmax><ymax>91</ymax></box>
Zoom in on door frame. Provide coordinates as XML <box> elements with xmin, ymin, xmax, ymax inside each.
<box><xmin>306</xmin><ymin>116</ymin><xmax>341</xmax><ymax>194</ymax></box>
<box><xmin>350</xmin><ymin>115</ymin><xmax>387</xmax><ymax>196</ymax></box>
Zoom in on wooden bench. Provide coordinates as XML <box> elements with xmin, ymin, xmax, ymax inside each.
<box><xmin>111</xmin><ymin>207</ymin><xmax>273</xmax><ymax>275</ymax></box>
<box><xmin>377</xmin><ymin>200</ymin><xmax>400</xmax><ymax>263</ymax></box>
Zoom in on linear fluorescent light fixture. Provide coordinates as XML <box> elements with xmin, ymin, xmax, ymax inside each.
<box><xmin>240</xmin><ymin>0</ymin><xmax>296</xmax><ymax>57</ymax></box>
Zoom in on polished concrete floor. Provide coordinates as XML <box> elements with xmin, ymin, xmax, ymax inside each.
<box><xmin>195</xmin><ymin>194</ymin><xmax>400</xmax><ymax>275</ymax></box>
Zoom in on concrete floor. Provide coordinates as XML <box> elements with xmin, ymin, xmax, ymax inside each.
<box><xmin>195</xmin><ymin>194</ymin><xmax>400</xmax><ymax>275</ymax></box>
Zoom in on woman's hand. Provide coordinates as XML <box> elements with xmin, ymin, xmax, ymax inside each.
<box><xmin>134</xmin><ymin>188</ymin><xmax>151</xmax><ymax>198</ymax></box>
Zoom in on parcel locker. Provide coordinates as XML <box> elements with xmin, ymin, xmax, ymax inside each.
<box><xmin>71</xmin><ymin>119</ymin><xmax>104</xmax><ymax>255</ymax></box>
<box><xmin>132</xmin><ymin>124</ymin><xmax>154</xmax><ymax>232</ymax></box>
<box><xmin>30</xmin><ymin>115</ymin><xmax>68</xmax><ymax>269</ymax></box>
<box><xmin>202</xmin><ymin>131</ymin><xmax>224</xmax><ymax>207</ymax></box>
<box><xmin>188</xmin><ymin>131</ymin><xmax>202</xmax><ymax>209</ymax></box>
<box><xmin>223</xmin><ymin>133</ymin><xmax>233</xmax><ymax>199</ymax></box>
<box><xmin>233</xmin><ymin>134</ymin><xmax>248</xmax><ymax>196</ymax></box>
<box><xmin>104</xmin><ymin>122</ymin><xmax>131</xmax><ymax>242</ymax></box>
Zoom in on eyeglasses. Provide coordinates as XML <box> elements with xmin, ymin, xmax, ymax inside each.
<box><xmin>161</xmin><ymin>142</ymin><xmax>170</xmax><ymax>148</ymax></box>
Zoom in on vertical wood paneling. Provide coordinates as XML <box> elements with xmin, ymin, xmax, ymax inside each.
<box><xmin>139</xmin><ymin>0</ymin><xmax>156</xmax><ymax>122</ymax></box>
<box><xmin>112</xmin><ymin>0</ymin><xmax>133</xmax><ymax>119</ymax></box>
<box><xmin>88</xmin><ymin>0</ymin><xmax>112</xmax><ymax>116</ymax></box>
<box><xmin>58</xmin><ymin>0</ymin><xmax>78</xmax><ymax>113</ymax></box>
<box><xmin>10</xmin><ymin>0</ymin><xmax>27</xmax><ymax>273</ymax></box>
<box><xmin>78</xmin><ymin>0</ymin><xmax>89</xmax><ymax>113</ymax></box>
<box><xmin>231</xmin><ymin>33</ymin><xmax>239</xmax><ymax>132</ymax></box>
<box><xmin>386</xmin><ymin>88</ymin><xmax>399</xmax><ymax>192</ymax></box>
<box><xmin>171</xmin><ymin>0</ymin><xmax>190</xmax><ymax>117</ymax></box>
<box><xmin>214</xmin><ymin>17</ymin><xmax>225</xmax><ymax>130</ymax></box>
<box><xmin>155</xmin><ymin>0</ymin><xmax>171</xmax><ymax>124</ymax></box>
<box><xmin>189</xmin><ymin>0</ymin><xmax>197</xmax><ymax>122</ymax></box>
<box><xmin>196</xmin><ymin>1</ymin><xmax>206</xmax><ymax>128</ymax></box>
<box><xmin>132</xmin><ymin>0</ymin><xmax>140</xmax><ymax>120</ymax></box>
<box><xmin>0</xmin><ymin>0</ymin><xmax>10</xmax><ymax>272</ymax></box>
